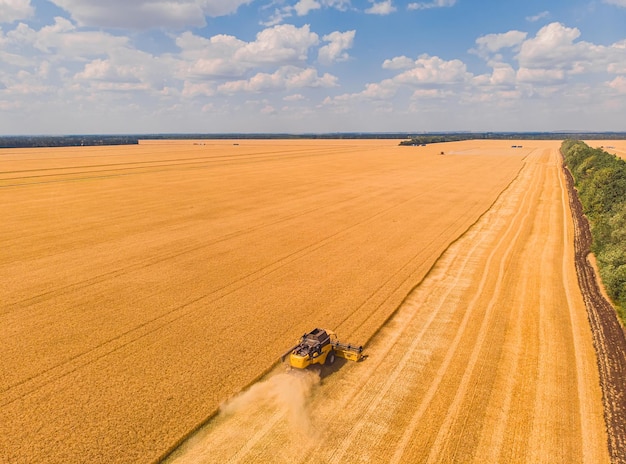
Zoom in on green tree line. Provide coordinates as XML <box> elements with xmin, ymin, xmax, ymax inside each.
<box><xmin>561</xmin><ymin>140</ymin><xmax>626</xmax><ymax>322</ymax></box>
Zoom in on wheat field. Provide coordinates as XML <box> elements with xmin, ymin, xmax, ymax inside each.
<box><xmin>0</xmin><ymin>140</ymin><xmax>608</xmax><ymax>463</ymax></box>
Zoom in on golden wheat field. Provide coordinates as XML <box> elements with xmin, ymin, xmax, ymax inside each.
<box><xmin>0</xmin><ymin>140</ymin><xmax>608</xmax><ymax>463</ymax></box>
<box><xmin>586</xmin><ymin>140</ymin><xmax>626</xmax><ymax>159</ymax></box>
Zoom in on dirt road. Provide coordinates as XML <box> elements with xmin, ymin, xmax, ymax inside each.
<box><xmin>165</xmin><ymin>145</ymin><xmax>610</xmax><ymax>463</ymax></box>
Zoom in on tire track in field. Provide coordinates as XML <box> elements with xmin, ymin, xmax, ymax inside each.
<box><xmin>423</xmin><ymin>153</ymin><xmax>544</xmax><ymax>463</ymax></box>
<box><xmin>474</xmin><ymin>148</ymin><xmax>552</xmax><ymax>463</ymax></box>
<box><xmin>390</xmin><ymin>150</ymin><xmax>540</xmax><ymax>464</ymax></box>
<box><xmin>162</xmin><ymin>148</ymin><xmax>536</xmax><ymax>464</ymax></box>
<box><xmin>0</xmin><ymin>144</ymin><xmax>385</xmax><ymax>187</ymax></box>
<box><xmin>163</xmin><ymin>146</ymin><xmax>609</xmax><ymax>464</ymax></box>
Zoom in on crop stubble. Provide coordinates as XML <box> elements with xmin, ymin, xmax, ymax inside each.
<box><xmin>585</xmin><ymin>140</ymin><xmax>626</xmax><ymax>160</ymax></box>
<box><xmin>0</xmin><ymin>140</ymin><xmax>604</xmax><ymax>463</ymax></box>
<box><xmin>166</xmin><ymin>143</ymin><xmax>609</xmax><ymax>464</ymax></box>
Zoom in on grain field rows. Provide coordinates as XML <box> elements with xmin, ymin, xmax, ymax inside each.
<box><xmin>2</xmin><ymin>140</ymin><xmax>529</xmax><ymax>463</ymax></box>
<box><xmin>165</xmin><ymin>143</ymin><xmax>609</xmax><ymax>464</ymax></box>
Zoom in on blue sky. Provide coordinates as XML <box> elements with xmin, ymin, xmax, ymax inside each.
<box><xmin>1</xmin><ymin>0</ymin><xmax>626</xmax><ymax>134</ymax></box>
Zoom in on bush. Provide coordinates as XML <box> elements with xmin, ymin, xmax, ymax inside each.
<box><xmin>562</xmin><ymin>140</ymin><xmax>626</xmax><ymax>322</ymax></box>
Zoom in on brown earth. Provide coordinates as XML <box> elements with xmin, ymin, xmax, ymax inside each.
<box><xmin>1</xmin><ymin>139</ymin><xmax>531</xmax><ymax>463</ymax></box>
<box><xmin>165</xmin><ymin>144</ymin><xmax>611</xmax><ymax>463</ymax></box>
<box><xmin>563</xmin><ymin>158</ymin><xmax>626</xmax><ymax>464</ymax></box>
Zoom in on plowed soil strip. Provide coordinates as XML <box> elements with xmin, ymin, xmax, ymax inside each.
<box><xmin>165</xmin><ymin>145</ymin><xmax>608</xmax><ymax>463</ymax></box>
<box><xmin>563</xmin><ymin>157</ymin><xmax>626</xmax><ymax>464</ymax></box>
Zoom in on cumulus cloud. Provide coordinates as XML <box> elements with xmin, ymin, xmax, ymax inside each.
<box><xmin>318</xmin><ymin>30</ymin><xmax>355</xmax><ymax>65</ymax></box>
<box><xmin>516</xmin><ymin>22</ymin><xmax>608</xmax><ymax>77</ymax></box>
<box><xmin>217</xmin><ymin>66</ymin><xmax>337</xmax><ymax>94</ymax></box>
<box><xmin>516</xmin><ymin>67</ymin><xmax>565</xmax><ymax>84</ymax></box>
<box><xmin>382</xmin><ymin>56</ymin><xmax>415</xmax><ymax>70</ymax></box>
<box><xmin>407</xmin><ymin>0</ymin><xmax>455</xmax><ymax>10</ymax></box>
<box><xmin>178</xmin><ymin>24</ymin><xmax>319</xmax><ymax>79</ymax></box>
<box><xmin>238</xmin><ymin>24</ymin><xmax>319</xmax><ymax>64</ymax></box>
<box><xmin>0</xmin><ymin>0</ymin><xmax>33</xmax><ymax>23</ymax></box>
<box><xmin>411</xmin><ymin>88</ymin><xmax>452</xmax><ymax>99</ymax></box>
<box><xmin>473</xmin><ymin>30</ymin><xmax>527</xmax><ymax>57</ymax></box>
<box><xmin>365</xmin><ymin>0</ymin><xmax>396</xmax><ymax>15</ymax></box>
<box><xmin>329</xmin><ymin>53</ymin><xmax>470</xmax><ymax>106</ymax></box>
<box><xmin>294</xmin><ymin>0</ymin><xmax>321</xmax><ymax>16</ymax></box>
<box><xmin>48</xmin><ymin>0</ymin><xmax>253</xmax><ymax>29</ymax></box>
<box><xmin>7</xmin><ymin>17</ymin><xmax>129</xmax><ymax>57</ymax></box>
<box><xmin>394</xmin><ymin>54</ymin><xmax>470</xmax><ymax>86</ymax></box>
<box><xmin>472</xmin><ymin>61</ymin><xmax>517</xmax><ymax>88</ymax></box>
<box><xmin>330</xmin><ymin>20</ymin><xmax>626</xmax><ymax>114</ymax></box>
<box><xmin>360</xmin><ymin>80</ymin><xmax>397</xmax><ymax>99</ymax></box>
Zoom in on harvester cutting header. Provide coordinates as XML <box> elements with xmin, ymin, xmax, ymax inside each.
<box><xmin>282</xmin><ymin>328</ymin><xmax>364</xmax><ymax>369</ymax></box>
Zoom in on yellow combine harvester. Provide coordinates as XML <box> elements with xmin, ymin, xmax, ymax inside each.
<box><xmin>281</xmin><ymin>328</ymin><xmax>364</xmax><ymax>369</ymax></box>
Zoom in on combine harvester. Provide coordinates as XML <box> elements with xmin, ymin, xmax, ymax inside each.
<box><xmin>282</xmin><ymin>328</ymin><xmax>364</xmax><ymax>369</ymax></box>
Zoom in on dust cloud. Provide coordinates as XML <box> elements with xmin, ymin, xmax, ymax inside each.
<box><xmin>220</xmin><ymin>368</ymin><xmax>321</xmax><ymax>434</ymax></box>
<box><xmin>167</xmin><ymin>368</ymin><xmax>321</xmax><ymax>464</ymax></box>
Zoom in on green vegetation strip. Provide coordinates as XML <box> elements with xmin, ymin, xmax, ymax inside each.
<box><xmin>561</xmin><ymin>140</ymin><xmax>626</xmax><ymax>323</ymax></box>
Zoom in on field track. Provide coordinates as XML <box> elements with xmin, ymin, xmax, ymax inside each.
<box><xmin>166</xmin><ymin>144</ymin><xmax>611</xmax><ymax>463</ymax></box>
<box><xmin>0</xmin><ymin>140</ymin><xmax>615</xmax><ymax>463</ymax></box>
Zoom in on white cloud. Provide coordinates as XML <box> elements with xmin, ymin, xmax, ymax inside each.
<box><xmin>283</xmin><ymin>93</ymin><xmax>305</xmax><ymax>101</ymax></box>
<box><xmin>382</xmin><ymin>56</ymin><xmax>414</xmax><ymax>70</ymax></box>
<box><xmin>411</xmin><ymin>88</ymin><xmax>452</xmax><ymax>99</ymax></box>
<box><xmin>237</xmin><ymin>24</ymin><xmax>319</xmax><ymax>64</ymax></box>
<box><xmin>48</xmin><ymin>0</ymin><xmax>253</xmax><ymax>29</ymax></box>
<box><xmin>329</xmin><ymin>54</ymin><xmax>470</xmax><ymax>106</ymax></box>
<box><xmin>6</xmin><ymin>17</ymin><xmax>129</xmax><ymax>58</ymax></box>
<box><xmin>608</xmin><ymin>75</ymin><xmax>626</xmax><ymax>93</ymax></box>
<box><xmin>365</xmin><ymin>0</ymin><xmax>396</xmax><ymax>15</ymax></box>
<box><xmin>294</xmin><ymin>0</ymin><xmax>321</xmax><ymax>16</ymax></box>
<box><xmin>394</xmin><ymin>54</ymin><xmax>470</xmax><ymax>86</ymax></box>
<box><xmin>177</xmin><ymin>25</ymin><xmax>319</xmax><ymax>79</ymax></box>
<box><xmin>488</xmin><ymin>62</ymin><xmax>516</xmax><ymax>86</ymax></box>
<box><xmin>407</xmin><ymin>0</ymin><xmax>455</xmax><ymax>11</ymax></box>
<box><xmin>526</xmin><ymin>11</ymin><xmax>549</xmax><ymax>22</ymax></box>
<box><xmin>261</xmin><ymin>104</ymin><xmax>277</xmax><ymax>114</ymax></box>
<box><xmin>0</xmin><ymin>0</ymin><xmax>33</xmax><ymax>23</ymax></box>
<box><xmin>182</xmin><ymin>81</ymin><xmax>215</xmax><ymax>97</ymax></box>
<box><xmin>515</xmin><ymin>22</ymin><xmax>615</xmax><ymax>78</ymax></box>
<box><xmin>473</xmin><ymin>61</ymin><xmax>517</xmax><ymax>88</ymax></box>
<box><xmin>473</xmin><ymin>30</ymin><xmax>527</xmax><ymax>57</ymax></box>
<box><xmin>516</xmin><ymin>67</ymin><xmax>565</xmax><ymax>83</ymax></box>
<box><xmin>318</xmin><ymin>30</ymin><xmax>355</xmax><ymax>65</ymax></box>
<box><xmin>217</xmin><ymin>66</ymin><xmax>337</xmax><ymax>94</ymax></box>
<box><xmin>199</xmin><ymin>0</ymin><xmax>253</xmax><ymax>16</ymax></box>
<box><xmin>323</xmin><ymin>0</ymin><xmax>351</xmax><ymax>10</ymax></box>
<box><xmin>262</xmin><ymin>8</ymin><xmax>292</xmax><ymax>26</ymax></box>
<box><xmin>604</xmin><ymin>0</ymin><xmax>626</xmax><ymax>7</ymax></box>
<box><xmin>608</xmin><ymin>62</ymin><xmax>626</xmax><ymax>74</ymax></box>
<box><xmin>264</xmin><ymin>0</ymin><xmax>351</xmax><ymax>25</ymax></box>
<box><xmin>361</xmin><ymin>80</ymin><xmax>397</xmax><ymax>99</ymax></box>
